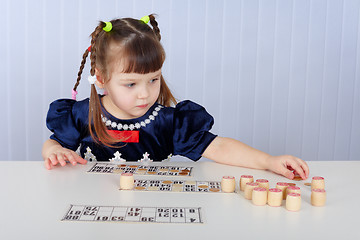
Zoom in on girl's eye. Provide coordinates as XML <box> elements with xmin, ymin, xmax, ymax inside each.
<box><xmin>150</xmin><ymin>78</ymin><xmax>159</xmax><ymax>83</ymax></box>
<box><xmin>126</xmin><ymin>83</ymin><xmax>135</xmax><ymax>88</ymax></box>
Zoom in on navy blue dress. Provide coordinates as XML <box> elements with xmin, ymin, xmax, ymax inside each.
<box><xmin>46</xmin><ymin>97</ymin><xmax>217</xmax><ymax>163</ymax></box>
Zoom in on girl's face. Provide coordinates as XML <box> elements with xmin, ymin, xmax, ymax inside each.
<box><xmin>100</xmin><ymin>67</ymin><xmax>162</xmax><ymax>120</ymax></box>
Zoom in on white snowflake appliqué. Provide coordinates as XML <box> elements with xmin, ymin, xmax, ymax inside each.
<box><xmin>138</xmin><ymin>152</ymin><xmax>153</xmax><ymax>163</ymax></box>
<box><xmin>84</xmin><ymin>147</ymin><xmax>97</xmax><ymax>162</ymax></box>
<box><xmin>109</xmin><ymin>151</ymin><xmax>126</xmax><ymax>163</ymax></box>
<box><xmin>161</xmin><ymin>154</ymin><xmax>173</xmax><ymax>162</ymax></box>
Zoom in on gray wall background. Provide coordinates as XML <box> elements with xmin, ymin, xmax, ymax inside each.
<box><xmin>1</xmin><ymin>0</ymin><xmax>359</xmax><ymax>161</ymax></box>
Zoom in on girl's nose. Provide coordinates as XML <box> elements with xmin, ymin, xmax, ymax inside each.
<box><xmin>138</xmin><ymin>86</ymin><xmax>149</xmax><ymax>99</ymax></box>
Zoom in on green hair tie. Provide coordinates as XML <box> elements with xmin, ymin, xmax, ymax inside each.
<box><xmin>103</xmin><ymin>22</ymin><xmax>112</xmax><ymax>32</ymax></box>
<box><xmin>140</xmin><ymin>15</ymin><xmax>150</xmax><ymax>24</ymax></box>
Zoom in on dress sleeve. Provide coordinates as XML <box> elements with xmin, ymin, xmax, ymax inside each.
<box><xmin>46</xmin><ymin>99</ymin><xmax>84</xmax><ymax>151</ymax></box>
<box><xmin>172</xmin><ymin>100</ymin><xmax>217</xmax><ymax>161</ymax></box>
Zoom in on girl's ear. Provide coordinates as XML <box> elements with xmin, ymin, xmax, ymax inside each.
<box><xmin>95</xmin><ymin>68</ymin><xmax>105</xmax><ymax>89</ymax></box>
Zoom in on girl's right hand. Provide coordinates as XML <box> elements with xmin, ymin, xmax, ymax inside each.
<box><xmin>44</xmin><ymin>147</ymin><xmax>87</xmax><ymax>170</ymax></box>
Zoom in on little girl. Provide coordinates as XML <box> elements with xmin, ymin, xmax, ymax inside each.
<box><xmin>42</xmin><ymin>15</ymin><xmax>309</xmax><ymax>180</ymax></box>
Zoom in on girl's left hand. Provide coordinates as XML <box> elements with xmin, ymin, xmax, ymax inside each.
<box><xmin>266</xmin><ymin>155</ymin><xmax>309</xmax><ymax>180</ymax></box>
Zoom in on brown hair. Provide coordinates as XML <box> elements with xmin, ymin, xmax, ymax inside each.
<box><xmin>73</xmin><ymin>14</ymin><xmax>177</xmax><ymax>147</ymax></box>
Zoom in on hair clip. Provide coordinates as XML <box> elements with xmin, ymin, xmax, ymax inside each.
<box><xmin>140</xmin><ymin>15</ymin><xmax>150</xmax><ymax>24</ymax></box>
<box><xmin>88</xmin><ymin>75</ymin><xmax>97</xmax><ymax>85</ymax></box>
<box><xmin>103</xmin><ymin>22</ymin><xmax>112</xmax><ymax>32</ymax></box>
<box><xmin>88</xmin><ymin>46</ymin><xmax>92</xmax><ymax>52</ymax></box>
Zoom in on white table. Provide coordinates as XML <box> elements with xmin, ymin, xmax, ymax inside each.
<box><xmin>1</xmin><ymin>158</ymin><xmax>359</xmax><ymax>239</ymax></box>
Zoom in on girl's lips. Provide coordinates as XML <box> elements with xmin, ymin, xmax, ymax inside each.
<box><xmin>137</xmin><ymin>104</ymin><xmax>148</xmax><ymax>108</ymax></box>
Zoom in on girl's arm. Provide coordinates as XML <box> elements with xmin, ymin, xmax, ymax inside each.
<box><xmin>42</xmin><ymin>139</ymin><xmax>87</xmax><ymax>170</ymax></box>
<box><xmin>202</xmin><ymin>136</ymin><xmax>309</xmax><ymax>180</ymax></box>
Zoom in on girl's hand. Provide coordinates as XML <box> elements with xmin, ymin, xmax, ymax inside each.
<box><xmin>266</xmin><ymin>155</ymin><xmax>309</xmax><ymax>180</ymax></box>
<box><xmin>44</xmin><ymin>147</ymin><xmax>87</xmax><ymax>170</ymax></box>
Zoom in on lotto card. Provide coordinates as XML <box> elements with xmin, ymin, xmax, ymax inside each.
<box><xmin>131</xmin><ymin>180</ymin><xmax>229</xmax><ymax>193</ymax></box>
<box><xmin>88</xmin><ymin>163</ymin><xmax>193</xmax><ymax>176</ymax></box>
<box><xmin>62</xmin><ymin>205</ymin><xmax>203</xmax><ymax>224</ymax></box>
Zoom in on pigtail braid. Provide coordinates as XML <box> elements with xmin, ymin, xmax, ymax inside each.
<box><xmin>73</xmin><ymin>48</ymin><xmax>90</xmax><ymax>91</ymax></box>
<box><xmin>88</xmin><ymin>24</ymin><xmax>108</xmax><ymax>144</ymax></box>
<box><xmin>89</xmin><ymin>24</ymin><xmax>104</xmax><ymax>76</ymax></box>
<box><xmin>88</xmin><ymin>22</ymin><xmax>122</xmax><ymax>147</ymax></box>
<box><xmin>148</xmin><ymin>15</ymin><xmax>176</xmax><ymax>106</ymax></box>
<box><xmin>149</xmin><ymin>14</ymin><xmax>161</xmax><ymax>41</ymax></box>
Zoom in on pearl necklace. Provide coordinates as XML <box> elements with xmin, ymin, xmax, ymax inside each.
<box><xmin>101</xmin><ymin>105</ymin><xmax>164</xmax><ymax>131</ymax></box>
